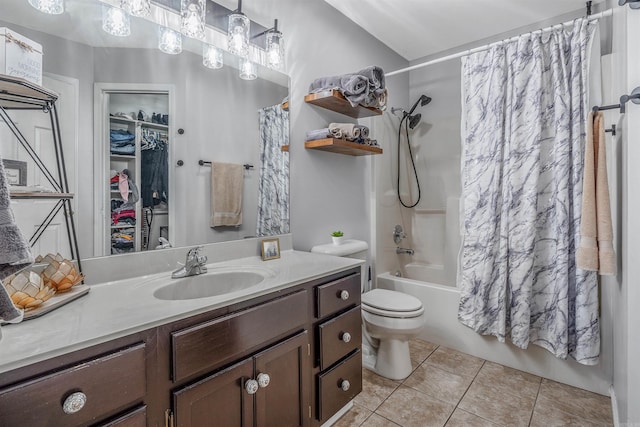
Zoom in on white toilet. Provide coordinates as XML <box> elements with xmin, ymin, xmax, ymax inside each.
<box><xmin>310</xmin><ymin>240</ymin><xmax>425</xmax><ymax>380</ymax></box>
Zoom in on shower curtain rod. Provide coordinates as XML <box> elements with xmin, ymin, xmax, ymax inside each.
<box><xmin>385</xmin><ymin>8</ymin><xmax>613</xmax><ymax>77</ymax></box>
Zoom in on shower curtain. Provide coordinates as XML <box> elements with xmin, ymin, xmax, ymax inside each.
<box><xmin>458</xmin><ymin>18</ymin><xmax>600</xmax><ymax>364</ymax></box>
<box><xmin>256</xmin><ymin>104</ymin><xmax>290</xmax><ymax>236</ymax></box>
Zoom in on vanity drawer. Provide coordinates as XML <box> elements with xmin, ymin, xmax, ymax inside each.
<box><xmin>317</xmin><ymin>350</ymin><xmax>362</xmax><ymax>421</ymax></box>
<box><xmin>172</xmin><ymin>289</ymin><xmax>308</xmax><ymax>382</ymax></box>
<box><xmin>318</xmin><ymin>305</ymin><xmax>362</xmax><ymax>370</ymax></box>
<box><xmin>0</xmin><ymin>343</ymin><xmax>146</xmax><ymax>427</ymax></box>
<box><xmin>315</xmin><ymin>273</ymin><xmax>361</xmax><ymax>318</ymax></box>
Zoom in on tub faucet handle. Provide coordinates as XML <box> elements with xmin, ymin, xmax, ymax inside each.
<box><xmin>393</xmin><ymin>225</ymin><xmax>406</xmax><ymax>244</ymax></box>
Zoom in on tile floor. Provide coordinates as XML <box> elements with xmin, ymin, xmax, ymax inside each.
<box><xmin>334</xmin><ymin>339</ymin><xmax>613</xmax><ymax>427</ymax></box>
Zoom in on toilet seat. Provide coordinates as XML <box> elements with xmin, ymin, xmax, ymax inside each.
<box><xmin>362</xmin><ymin>289</ymin><xmax>424</xmax><ymax>318</ymax></box>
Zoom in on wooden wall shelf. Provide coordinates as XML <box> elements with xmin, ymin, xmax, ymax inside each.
<box><xmin>304</xmin><ymin>90</ymin><xmax>382</xmax><ymax>119</ymax></box>
<box><xmin>305</xmin><ymin>138</ymin><xmax>383</xmax><ymax>156</ymax></box>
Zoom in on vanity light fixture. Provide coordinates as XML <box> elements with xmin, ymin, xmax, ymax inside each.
<box><xmin>121</xmin><ymin>0</ymin><xmax>150</xmax><ymax>17</ymax></box>
<box><xmin>28</xmin><ymin>0</ymin><xmax>64</xmax><ymax>15</ymax></box>
<box><xmin>239</xmin><ymin>58</ymin><xmax>257</xmax><ymax>80</ymax></box>
<box><xmin>102</xmin><ymin>6</ymin><xmax>131</xmax><ymax>37</ymax></box>
<box><xmin>203</xmin><ymin>44</ymin><xmax>223</xmax><ymax>69</ymax></box>
<box><xmin>181</xmin><ymin>0</ymin><xmax>206</xmax><ymax>40</ymax></box>
<box><xmin>158</xmin><ymin>26</ymin><xmax>182</xmax><ymax>54</ymax></box>
<box><xmin>227</xmin><ymin>0</ymin><xmax>250</xmax><ymax>58</ymax></box>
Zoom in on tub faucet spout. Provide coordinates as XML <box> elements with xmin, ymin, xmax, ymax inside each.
<box><xmin>396</xmin><ymin>247</ymin><xmax>414</xmax><ymax>255</ymax></box>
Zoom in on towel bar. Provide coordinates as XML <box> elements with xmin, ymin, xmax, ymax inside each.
<box><xmin>592</xmin><ymin>86</ymin><xmax>640</xmax><ymax>114</ymax></box>
<box><xmin>198</xmin><ymin>160</ymin><xmax>254</xmax><ymax>170</ymax></box>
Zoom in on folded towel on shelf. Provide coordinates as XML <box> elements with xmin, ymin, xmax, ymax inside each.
<box><xmin>210</xmin><ymin>162</ymin><xmax>244</xmax><ymax>227</ymax></box>
<box><xmin>306</xmin><ymin>128</ymin><xmax>331</xmax><ymax>141</ymax></box>
<box><xmin>0</xmin><ymin>156</ymin><xmax>33</xmax><ymax>324</ymax></box>
<box><xmin>308</xmin><ymin>74</ymin><xmax>370</xmax><ymax>107</ymax></box>
<box><xmin>329</xmin><ymin>123</ymin><xmax>370</xmax><ymax>141</ymax></box>
<box><xmin>577</xmin><ymin>111</ymin><xmax>616</xmax><ymax>275</ymax></box>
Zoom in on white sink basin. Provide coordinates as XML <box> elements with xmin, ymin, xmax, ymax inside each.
<box><xmin>153</xmin><ymin>266</ymin><xmax>275</xmax><ymax>300</ymax></box>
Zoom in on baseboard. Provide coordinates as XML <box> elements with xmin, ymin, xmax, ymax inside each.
<box><xmin>610</xmin><ymin>385</ymin><xmax>620</xmax><ymax>427</ymax></box>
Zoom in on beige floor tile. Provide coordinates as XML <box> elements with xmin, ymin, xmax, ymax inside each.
<box><xmin>458</xmin><ymin>379</ymin><xmax>536</xmax><ymax>426</ymax></box>
<box><xmin>409</xmin><ymin>339</ymin><xmax>439</xmax><ymax>369</ymax></box>
<box><xmin>404</xmin><ymin>363</ymin><xmax>473</xmax><ymax>405</ymax></box>
<box><xmin>376</xmin><ymin>385</ymin><xmax>455</xmax><ymax>427</ymax></box>
<box><xmin>364</xmin><ymin>413</ymin><xmax>402</xmax><ymax>427</ymax></box>
<box><xmin>426</xmin><ymin>346</ymin><xmax>485</xmax><ymax>378</ymax></box>
<box><xmin>353</xmin><ymin>368</ymin><xmax>401</xmax><ymax>412</ymax></box>
<box><xmin>536</xmin><ymin>379</ymin><xmax>613</xmax><ymax>424</ymax></box>
<box><xmin>530</xmin><ymin>402</ymin><xmax>613</xmax><ymax>427</ymax></box>
<box><xmin>474</xmin><ymin>361</ymin><xmax>541</xmax><ymax>399</ymax></box>
<box><xmin>333</xmin><ymin>403</ymin><xmax>373</xmax><ymax>427</ymax></box>
<box><xmin>445</xmin><ymin>408</ymin><xmax>501</xmax><ymax>427</ymax></box>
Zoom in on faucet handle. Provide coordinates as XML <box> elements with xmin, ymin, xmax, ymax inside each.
<box><xmin>197</xmin><ymin>254</ymin><xmax>208</xmax><ymax>265</ymax></box>
<box><xmin>187</xmin><ymin>246</ymin><xmax>204</xmax><ymax>258</ymax></box>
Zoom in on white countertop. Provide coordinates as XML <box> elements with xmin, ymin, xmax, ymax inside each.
<box><xmin>0</xmin><ymin>250</ymin><xmax>362</xmax><ymax>374</ymax></box>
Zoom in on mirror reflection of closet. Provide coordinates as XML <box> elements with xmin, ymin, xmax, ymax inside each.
<box><xmin>105</xmin><ymin>91</ymin><xmax>170</xmax><ymax>255</ymax></box>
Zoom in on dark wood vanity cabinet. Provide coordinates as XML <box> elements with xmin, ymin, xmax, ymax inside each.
<box><xmin>0</xmin><ymin>267</ymin><xmax>362</xmax><ymax>427</ymax></box>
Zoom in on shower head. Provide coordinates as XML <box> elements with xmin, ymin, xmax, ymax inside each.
<box><xmin>407</xmin><ymin>94</ymin><xmax>432</xmax><ymax>116</ymax></box>
<box><xmin>408</xmin><ymin>113</ymin><xmax>421</xmax><ymax>129</ymax></box>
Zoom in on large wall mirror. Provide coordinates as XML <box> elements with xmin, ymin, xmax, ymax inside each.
<box><xmin>0</xmin><ymin>0</ymin><xmax>290</xmax><ymax>259</ymax></box>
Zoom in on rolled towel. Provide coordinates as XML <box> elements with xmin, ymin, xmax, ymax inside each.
<box><xmin>355</xmin><ymin>125</ymin><xmax>369</xmax><ymax>138</ymax></box>
<box><xmin>355</xmin><ymin>65</ymin><xmax>385</xmax><ymax>90</ymax></box>
<box><xmin>309</xmin><ymin>74</ymin><xmax>370</xmax><ymax>107</ymax></box>
<box><xmin>328</xmin><ymin>128</ymin><xmax>343</xmax><ymax>139</ymax></box>
<box><xmin>306</xmin><ymin>128</ymin><xmax>331</xmax><ymax>141</ymax></box>
<box><xmin>329</xmin><ymin>123</ymin><xmax>360</xmax><ymax>140</ymax></box>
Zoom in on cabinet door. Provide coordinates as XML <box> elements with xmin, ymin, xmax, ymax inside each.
<box><xmin>254</xmin><ymin>331</ymin><xmax>310</xmax><ymax>427</ymax></box>
<box><xmin>173</xmin><ymin>358</ymin><xmax>254</xmax><ymax>427</ymax></box>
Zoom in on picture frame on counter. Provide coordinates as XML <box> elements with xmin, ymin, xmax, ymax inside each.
<box><xmin>261</xmin><ymin>238</ymin><xmax>280</xmax><ymax>261</ymax></box>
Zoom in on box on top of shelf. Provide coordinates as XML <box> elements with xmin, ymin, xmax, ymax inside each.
<box><xmin>0</xmin><ymin>27</ymin><xmax>43</xmax><ymax>86</ymax></box>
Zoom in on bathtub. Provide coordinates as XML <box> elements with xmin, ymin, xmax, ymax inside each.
<box><xmin>376</xmin><ymin>272</ymin><xmax>611</xmax><ymax>395</ymax></box>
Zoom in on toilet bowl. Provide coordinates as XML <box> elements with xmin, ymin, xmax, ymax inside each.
<box><xmin>310</xmin><ymin>240</ymin><xmax>426</xmax><ymax>381</ymax></box>
<box><xmin>361</xmin><ymin>288</ymin><xmax>425</xmax><ymax>380</ymax></box>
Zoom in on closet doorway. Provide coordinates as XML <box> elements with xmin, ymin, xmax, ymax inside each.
<box><xmin>94</xmin><ymin>84</ymin><xmax>174</xmax><ymax>256</ymax></box>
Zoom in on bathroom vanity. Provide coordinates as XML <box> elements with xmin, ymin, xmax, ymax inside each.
<box><xmin>0</xmin><ymin>250</ymin><xmax>363</xmax><ymax>427</ymax></box>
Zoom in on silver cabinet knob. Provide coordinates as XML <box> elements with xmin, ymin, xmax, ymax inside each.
<box><xmin>62</xmin><ymin>391</ymin><xmax>87</xmax><ymax>414</ymax></box>
<box><xmin>245</xmin><ymin>379</ymin><xmax>259</xmax><ymax>395</ymax></box>
<box><xmin>340</xmin><ymin>290</ymin><xmax>349</xmax><ymax>300</ymax></box>
<box><xmin>257</xmin><ymin>373</ymin><xmax>270</xmax><ymax>388</ymax></box>
<box><xmin>340</xmin><ymin>380</ymin><xmax>350</xmax><ymax>392</ymax></box>
<box><xmin>341</xmin><ymin>332</ymin><xmax>351</xmax><ymax>343</ymax></box>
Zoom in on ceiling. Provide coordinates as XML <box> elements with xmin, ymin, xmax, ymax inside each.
<box><xmin>323</xmin><ymin>0</ymin><xmax>606</xmax><ymax>61</ymax></box>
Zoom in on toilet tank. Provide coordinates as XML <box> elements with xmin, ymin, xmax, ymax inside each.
<box><xmin>310</xmin><ymin>240</ymin><xmax>369</xmax><ymax>291</ymax></box>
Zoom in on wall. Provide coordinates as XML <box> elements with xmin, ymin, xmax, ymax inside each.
<box><xmin>612</xmin><ymin>4</ymin><xmax>640</xmax><ymax>425</ymax></box>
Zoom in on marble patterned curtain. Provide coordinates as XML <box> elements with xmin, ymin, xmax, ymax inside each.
<box><xmin>256</xmin><ymin>105</ymin><xmax>289</xmax><ymax>236</ymax></box>
<box><xmin>458</xmin><ymin>19</ymin><xmax>600</xmax><ymax>364</ymax></box>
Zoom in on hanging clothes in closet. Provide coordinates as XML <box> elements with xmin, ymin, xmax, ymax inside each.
<box><xmin>140</xmin><ymin>128</ymin><xmax>169</xmax><ymax>208</ymax></box>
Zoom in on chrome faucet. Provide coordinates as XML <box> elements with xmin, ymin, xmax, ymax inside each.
<box><xmin>396</xmin><ymin>247</ymin><xmax>415</xmax><ymax>255</ymax></box>
<box><xmin>172</xmin><ymin>246</ymin><xmax>208</xmax><ymax>278</ymax></box>
<box><xmin>393</xmin><ymin>225</ymin><xmax>407</xmax><ymax>245</ymax></box>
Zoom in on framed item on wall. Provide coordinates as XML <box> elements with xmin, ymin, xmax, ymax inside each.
<box><xmin>2</xmin><ymin>159</ymin><xmax>27</xmax><ymax>186</ymax></box>
<box><xmin>261</xmin><ymin>238</ymin><xmax>280</xmax><ymax>261</ymax></box>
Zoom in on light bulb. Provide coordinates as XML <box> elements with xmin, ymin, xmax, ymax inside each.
<box><xmin>28</xmin><ymin>0</ymin><xmax>64</xmax><ymax>14</ymax></box>
<box><xmin>227</xmin><ymin>13</ymin><xmax>250</xmax><ymax>58</ymax></box>
<box><xmin>203</xmin><ymin>44</ymin><xmax>223</xmax><ymax>69</ymax></box>
<box><xmin>239</xmin><ymin>58</ymin><xmax>257</xmax><ymax>80</ymax></box>
<box><xmin>102</xmin><ymin>6</ymin><xmax>131</xmax><ymax>37</ymax></box>
<box><xmin>181</xmin><ymin>0</ymin><xmax>205</xmax><ymax>40</ymax></box>
<box><xmin>121</xmin><ymin>0</ymin><xmax>150</xmax><ymax>17</ymax></box>
<box><xmin>159</xmin><ymin>27</ymin><xmax>182</xmax><ymax>55</ymax></box>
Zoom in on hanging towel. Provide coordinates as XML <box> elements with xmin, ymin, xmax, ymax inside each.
<box><xmin>210</xmin><ymin>162</ymin><xmax>243</xmax><ymax>227</ymax></box>
<box><xmin>0</xmin><ymin>156</ymin><xmax>33</xmax><ymax>323</ymax></box>
<box><xmin>577</xmin><ymin>112</ymin><xmax>616</xmax><ymax>275</ymax></box>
